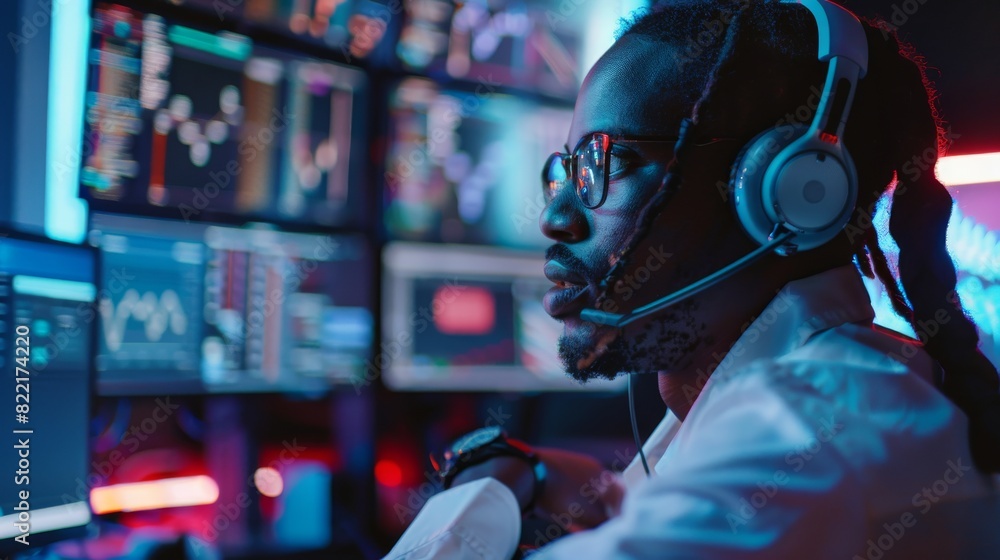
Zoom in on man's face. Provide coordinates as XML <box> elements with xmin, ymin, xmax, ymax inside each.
<box><xmin>539</xmin><ymin>36</ymin><xmax>754</xmax><ymax>382</ymax></box>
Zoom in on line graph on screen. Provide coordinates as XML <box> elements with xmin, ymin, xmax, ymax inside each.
<box><xmin>99</xmin><ymin>288</ymin><xmax>190</xmax><ymax>351</ymax></box>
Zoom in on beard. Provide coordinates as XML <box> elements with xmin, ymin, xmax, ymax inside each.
<box><xmin>558</xmin><ymin>326</ymin><xmax>631</xmax><ymax>383</ymax></box>
<box><xmin>558</xmin><ymin>299</ymin><xmax>708</xmax><ymax>383</ymax></box>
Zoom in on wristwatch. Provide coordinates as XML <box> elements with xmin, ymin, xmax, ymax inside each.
<box><xmin>434</xmin><ymin>426</ymin><xmax>547</xmax><ymax>513</ymax></box>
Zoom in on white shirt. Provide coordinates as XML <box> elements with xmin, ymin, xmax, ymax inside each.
<box><xmin>385</xmin><ymin>266</ymin><xmax>1000</xmax><ymax>559</ymax></box>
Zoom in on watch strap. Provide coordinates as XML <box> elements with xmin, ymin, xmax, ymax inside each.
<box><xmin>441</xmin><ymin>437</ymin><xmax>547</xmax><ymax>514</ymax></box>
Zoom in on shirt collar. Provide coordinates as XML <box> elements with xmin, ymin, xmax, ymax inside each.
<box><xmin>636</xmin><ymin>265</ymin><xmax>878</xmax><ymax>480</ymax></box>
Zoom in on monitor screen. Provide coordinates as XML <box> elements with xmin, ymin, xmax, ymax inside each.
<box><xmin>382</xmin><ymin>242</ymin><xmax>624</xmax><ymax>391</ymax></box>
<box><xmin>383</xmin><ymin>78</ymin><xmax>571</xmax><ymax>249</ymax></box>
<box><xmin>242</xmin><ymin>0</ymin><xmax>394</xmax><ymax>60</ymax></box>
<box><xmin>0</xmin><ymin>235</ymin><xmax>95</xmax><ymax>553</ymax></box>
<box><xmin>82</xmin><ymin>3</ymin><xmax>368</xmax><ymax>227</ymax></box>
<box><xmin>395</xmin><ymin>0</ymin><xmax>622</xmax><ymax>98</ymax></box>
<box><xmin>89</xmin><ymin>213</ymin><xmax>374</xmax><ymax>394</ymax></box>
<box><xmin>89</xmin><ymin>213</ymin><xmax>206</xmax><ymax>392</ymax></box>
<box><xmin>201</xmin><ymin>224</ymin><xmax>374</xmax><ymax>391</ymax></box>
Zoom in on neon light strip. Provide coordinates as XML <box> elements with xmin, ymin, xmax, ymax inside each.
<box><xmin>13</xmin><ymin>276</ymin><xmax>96</xmax><ymax>302</ymax></box>
<box><xmin>937</xmin><ymin>152</ymin><xmax>1000</xmax><ymax>186</ymax></box>
<box><xmin>44</xmin><ymin>0</ymin><xmax>90</xmax><ymax>243</ymax></box>
<box><xmin>168</xmin><ymin>25</ymin><xmax>252</xmax><ymax>61</ymax></box>
<box><xmin>90</xmin><ymin>475</ymin><xmax>219</xmax><ymax>514</ymax></box>
<box><xmin>0</xmin><ymin>502</ymin><xmax>90</xmax><ymax>539</ymax></box>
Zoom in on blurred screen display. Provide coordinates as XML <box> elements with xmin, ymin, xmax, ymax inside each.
<box><xmin>90</xmin><ymin>213</ymin><xmax>205</xmax><ymax>389</ymax></box>
<box><xmin>82</xmin><ymin>3</ymin><xmax>367</xmax><ymax>227</ymax></box>
<box><xmin>0</xmin><ymin>237</ymin><xmax>93</xmax><ymax>551</ymax></box>
<box><xmin>89</xmin><ymin>213</ymin><xmax>374</xmax><ymax>393</ymax></box>
<box><xmin>202</xmin><ymin>224</ymin><xmax>374</xmax><ymax>389</ymax></box>
<box><xmin>864</xmin><ymin>177</ymin><xmax>1000</xmax><ymax>366</ymax></box>
<box><xmin>396</xmin><ymin>0</ymin><xmax>600</xmax><ymax>97</ymax></box>
<box><xmin>382</xmin><ymin>242</ymin><xmax>624</xmax><ymax>391</ymax></box>
<box><xmin>411</xmin><ymin>278</ymin><xmax>517</xmax><ymax>366</ymax></box>
<box><xmin>384</xmin><ymin>77</ymin><xmax>570</xmax><ymax>249</ymax></box>
<box><xmin>161</xmin><ymin>0</ymin><xmax>394</xmax><ymax>60</ymax></box>
<box><xmin>242</xmin><ymin>0</ymin><xmax>393</xmax><ymax>60</ymax></box>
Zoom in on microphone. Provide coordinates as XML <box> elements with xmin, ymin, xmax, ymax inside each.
<box><xmin>580</xmin><ymin>230</ymin><xmax>796</xmax><ymax>328</ymax></box>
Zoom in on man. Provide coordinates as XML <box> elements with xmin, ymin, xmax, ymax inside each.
<box><xmin>385</xmin><ymin>1</ymin><xmax>1000</xmax><ymax>558</ymax></box>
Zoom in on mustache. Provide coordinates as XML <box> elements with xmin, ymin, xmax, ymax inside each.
<box><xmin>544</xmin><ymin>244</ymin><xmax>594</xmax><ymax>281</ymax></box>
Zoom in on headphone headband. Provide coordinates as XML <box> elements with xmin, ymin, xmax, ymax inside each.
<box><xmin>789</xmin><ymin>0</ymin><xmax>869</xmax><ymax>73</ymax></box>
<box><xmin>786</xmin><ymin>0</ymin><xmax>869</xmax><ymax>141</ymax></box>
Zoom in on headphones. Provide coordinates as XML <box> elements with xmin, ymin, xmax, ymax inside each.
<box><xmin>730</xmin><ymin>0</ymin><xmax>869</xmax><ymax>255</ymax></box>
<box><xmin>581</xmin><ymin>0</ymin><xmax>871</xmax><ymax>329</ymax></box>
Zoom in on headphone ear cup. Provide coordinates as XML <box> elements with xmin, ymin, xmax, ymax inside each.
<box><xmin>730</xmin><ymin>124</ymin><xmax>859</xmax><ymax>253</ymax></box>
<box><xmin>729</xmin><ymin>125</ymin><xmax>809</xmax><ymax>247</ymax></box>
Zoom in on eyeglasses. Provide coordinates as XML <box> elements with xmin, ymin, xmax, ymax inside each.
<box><xmin>541</xmin><ymin>132</ymin><xmax>737</xmax><ymax>210</ymax></box>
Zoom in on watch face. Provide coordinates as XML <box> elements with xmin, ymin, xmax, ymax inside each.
<box><xmin>451</xmin><ymin>426</ymin><xmax>502</xmax><ymax>455</ymax></box>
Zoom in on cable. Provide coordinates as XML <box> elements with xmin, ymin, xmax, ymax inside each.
<box><xmin>628</xmin><ymin>373</ymin><xmax>651</xmax><ymax>478</ymax></box>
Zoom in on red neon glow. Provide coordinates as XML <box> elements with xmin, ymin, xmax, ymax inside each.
<box><xmin>937</xmin><ymin>152</ymin><xmax>1000</xmax><ymax>186</ymax></box>
<box><xmin>433</xmin><ymin>286</ymin><xmax>496</xmax><ymax>335</ymax></box>
<box><xmin>819</xmin><ymin>132</ymin><xmax>839</xmax><ymax>145</ymax></box>
<box><xmin>375</xmin><ymin>460</ymin><xmax>403</xmax><ymax>487</ymax></box>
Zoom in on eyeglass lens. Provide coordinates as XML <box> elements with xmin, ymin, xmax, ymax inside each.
<box><xmin>543</xmin><ymin>134</ymin><xmax>608</xmax><ymax>209</ymax></box>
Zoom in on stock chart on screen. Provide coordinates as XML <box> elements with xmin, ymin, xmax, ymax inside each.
<box><xmin>82</xmin><ymin>3</ymin><xmax>368</xmax><ymax>227</ymax></box>
<box><xmin>89</xmin><ymin>213</ymin><xmax>374</xmax><ymax>394</ymax></box>
<box><xmin>383</xmin><ymin>77</ymin><xmax>571</xmax><ymax>249</ymax></box>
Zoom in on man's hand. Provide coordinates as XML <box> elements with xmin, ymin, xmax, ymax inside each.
<box><xmin>451</xmin><ymin>447</ymin><xmax>625</xmax><ymax>530</ymax></box>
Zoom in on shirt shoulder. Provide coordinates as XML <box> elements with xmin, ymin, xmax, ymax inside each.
<box><xmin>688</xmin><ymin>322</ymin><xmax>990</xmax><ymax>512</ymax></box>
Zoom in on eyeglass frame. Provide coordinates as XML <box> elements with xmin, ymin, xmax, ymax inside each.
<box><xmin>541</xmin><ymin>132</ymin><xmax>740</xmax><ymax>210</ymax></box>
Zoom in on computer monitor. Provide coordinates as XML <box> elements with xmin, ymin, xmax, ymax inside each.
<box><xmin>0</xmin><ymin>233</ymin><xmax>96</xmax><ymax>554</ymax></box>
<box><xmin>89</xmin><ymin>213</ymin><xmax>375</xmax><ymax>394</ymax></box>
<box><xmin>382</xmin><ymin>242</ymin><xmax>624</xmax><ymax>391</ymax></box>
<box><xmin>81</xmin><ymin>2</ymin><xmax>368</xmax><ymax>227</ymax></box>
<box><xmin>383</xmin><ymin>78</ymin><xmax>571</xmax><ymax>249</ymax></box>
